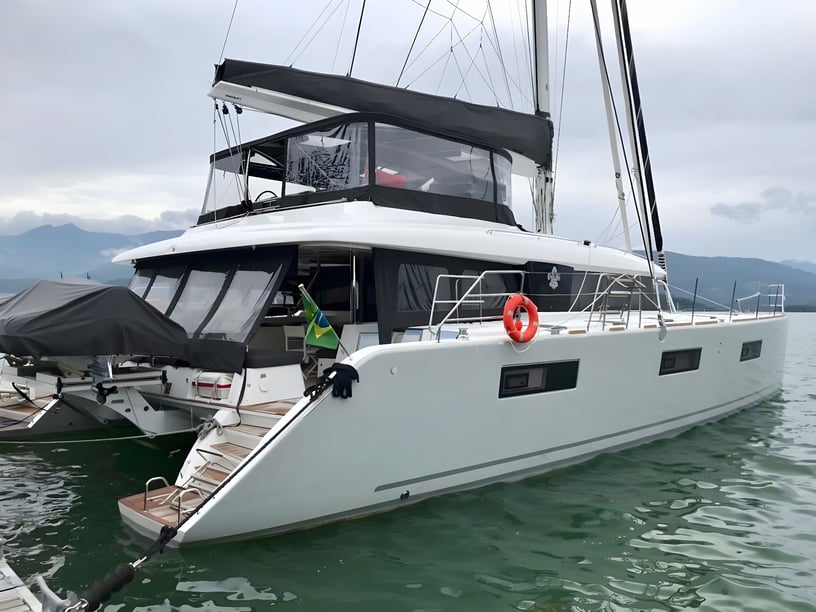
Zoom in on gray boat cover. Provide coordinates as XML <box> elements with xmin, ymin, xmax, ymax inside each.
<box><xmin>0</xmin><ymin>280</ymin><xmax>189</xmax><ymax>359</ymax></box>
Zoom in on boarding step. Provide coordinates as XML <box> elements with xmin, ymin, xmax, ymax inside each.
<box><xmin>241</xmin><ymin>398</ymin><xmax>298</xmax><ymax>416</ymax></box>
<box><xmin>223</xmin><ymin>422</ymin><xmax>272</xmax><ymax>448</ymax></box>
<box><xmin>211</xmin><ymin>441</ymin><xmax>253</xmax><ymax>462</ymax></box>
<box><xmin>186</xmin><ymin>463</ymin><xmax>230</xmax><ymax>495</ymax></box>
<box><xmin>119</xmin><ymin>484</ymin><xmax>185</xmax><ymax>527</ymax></box>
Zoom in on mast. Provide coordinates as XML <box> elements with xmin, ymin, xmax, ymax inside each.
<box><xmin>589</xmin><ymin>0</ymin><xmax>631</xmax><ymax>253</ymax></box>
<box><xmin>611</xmin><ymin>0</ymin><xmax>667</xmax><ymax>274</ymax></box>
<box><xmin>532</xmin><ymin>0</ymin><xmax>554</xmax><ymax>234</ymax></box>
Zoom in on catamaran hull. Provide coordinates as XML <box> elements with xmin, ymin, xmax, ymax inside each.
<box><xmin>120</xmin><ymin>315</ymin><xmax>787</xmax><ymax>544</ymax></box>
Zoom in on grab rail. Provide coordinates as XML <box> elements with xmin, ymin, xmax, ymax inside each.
<box><xmin>428</xmin><ymin>270</ymin><xmax>526</xmax><ymax>336</ymax></box>
<box><xmin>143</xmin><ymin>476</ymin><xmax>170</xmax><ymax>510</ymax></box>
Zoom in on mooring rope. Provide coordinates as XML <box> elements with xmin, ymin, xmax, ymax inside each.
<box><xmin>0</xmin><ymin>428</ymin><xmax>195</xmax><ymax>445</ymax></box>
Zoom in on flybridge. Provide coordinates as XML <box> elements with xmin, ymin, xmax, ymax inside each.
<box><xmin>209</xmin><ymin>59</ymin><xmax>553</xmax><ymax>172</ymax></box>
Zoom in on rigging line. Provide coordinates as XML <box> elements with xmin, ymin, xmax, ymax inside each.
<box><xmin>434</xmin><ymin>46</ymin><xmax>454</xmax><ymax>93</ymax></box>
<box><xmin>441</xmin><ymin>0</ymin><xmax>482</xmax><ymax>23</ymax></box>
<box><xmin>485</xmin><ymin>0</ymin><xmax>514</xmax><ymax>108</ymax></box>
<box><xmin>550</xmin><ymin>0</ymin><xmax>572</xmax><ymax>202</ymax></box>
<box><xmin>218</xmin><ymin>0</ymin><xmax>240</xmax><ymax>63</ymax></box>
<box><xmin>478</xmin><ymin>23</ymin><xmax>534</xmax><ymax>107</ymax></box>
<box><xmin>511</xmin><ymin>0</ymin><xmax>533</xmax><ymax>108</ymax></box>
<box><xmin>403</xmin><ymin>0</ymin><xmax>475</xmax><ymax>73</ymax></box>
<box><xmin>449</xmin><ymin>42</ymin><xmax>473</xmax><ymax>100</ymax></box>
<box><xmin>332</xmin><ymin>0</ymin><xmax>353</xmax><ymax>72</ymax></box>
<box><xmin>348</xmin><ymin>0</ymin><xmax>367</xmax><ymax>77</ymax></box>
<box><xmin>216</xmin><ymin>106</ymin><xmax>244</xmax><ymax>199</ymax></box>
<box><xmin>592</xmin><ymin>3</ymin><xmax>652</xmax><ymax>279</ymax></box>
<box><xmin>454</xmin><ymin>34</ymin><xmax>488</xmax><ymax>100</ymax></box>
<box><xmin>522</xmin><ymin>0</ymin><xmax>535</xmax><ymax>108</ymax></box>
<box><xmin>552</xmin><ymin>0</ymin><xmax>560</xmax><ymax>110</ymax></box>
<box><xmin>292</xmin><ymin>0</ymin><xmax>346</xmax><ymax>66</ymax></box>
<box><xmin>397</xmin><ymin>0</ymin><xmax>432</xmax><ymax>87</ymax></box>
<box><xmin>283</xmin><ymin>0</ymin><xmax>335</xmax><ymax>65</ymax></box>
<box><xmin>405</xmin><ymin>20</ymin><xmax>484</xmax><ymax>89</ymax></box>
<box><xmin>448</xmin><ymin>19</ymin><xmax>507</xmax><ymax>104</ymax></box>
<box><xmin>509</xmin><ymin>0</ymin><xmax>527</xmax><ymax>107</ymax></box>
<box><xmin>476</xmin><ymin>37</ymin><xmax>503</xmax><ymax>106</ymax></box>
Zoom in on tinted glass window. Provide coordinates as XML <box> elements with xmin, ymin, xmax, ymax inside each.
<box><xmin>375</xmin><ymin>124</ymin><xmax>494</xmax><ymax>202</ymax></box>
<box><xmin>201</xmin><ymin>267</ymin><xmax>280</xmax><ymax>341</ymax></box>
<box><xmin>128</xmin><ymin>269</ymin><xmax>153</xmax><ymax>298</ymax></box>
<box><xmin>143</xmin><ymin>267</ymin><xmax>185</xmax><ymax>314</ymax></box>
<box><xmin>169</xmin><ymin>270</ymin><xmax>228</xmax><ymax>334</ymax></box>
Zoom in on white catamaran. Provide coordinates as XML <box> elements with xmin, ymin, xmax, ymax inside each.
<box><xmin>1</xmin><ymin>0</ymin><xmax>788</xmax><ymax>549</ymax></box>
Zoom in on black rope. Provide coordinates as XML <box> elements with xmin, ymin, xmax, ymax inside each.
<box><xmin>347</xmin><ymin>0</ymin><xmax>367</xmax><ymax>76</ymax></box>
<box><xmin>72</xmin><ymin>525</ymin><xmax>177</xmax><ymax>611</ymax></box>
<box><xmin>11</xmin><ymin>381</ymin><xmax>34</xmax><ymax>405</ymax></box>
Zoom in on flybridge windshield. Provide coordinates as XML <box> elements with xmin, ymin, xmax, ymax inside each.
<box><xmin>200</xmin><ymin>114</ymin><xmax>515</xmax><ymax>226</ymax></box>
<box><xmin>128</xmin><ymin>248</ymin><xmax>293</xmax><ymax>343</ymax></box>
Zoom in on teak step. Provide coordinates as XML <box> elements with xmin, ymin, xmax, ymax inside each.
<box><xmin>191</xmin><ymin>465</ymin><xmax>229</xmax><ymax>487</ymax></box>
<box><xmin>0</xmin><ymin>403</ymin><xmax>40</xmax><ymax>415</ymax></box>
<box><xmin>211</xmin><ymin>441</ymin><xmax>252</xmax><ymax>460</ymax></box>
<box><xmin>227</xmin><ymin>423</ymin><xmax>270</xmax><ymax>437</ymax></box>
<box><xmin>241</xmin><ymin>399</ymin><xmax>298</xmax><ymax>416</ymax></box>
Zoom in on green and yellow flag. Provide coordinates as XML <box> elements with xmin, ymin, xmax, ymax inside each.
<box><xmin>299</xmin><ymin>284</ymin><xmax>340</xmax><ymax>350</ymax></box>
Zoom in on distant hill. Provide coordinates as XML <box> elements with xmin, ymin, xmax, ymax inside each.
<box><xmin>665</xmin><ymin>251</ymin><xmax>816</xmax><ymax>309</ymax></box>
<box><xmin>0</xmin><ymin>223</ymin><xmax>182</xmax><ymax>291</ymax></box>
<box><xmin>781</xmin><ymin>259</ymin><xmax>816</xmax><ymax>275</ymax></box>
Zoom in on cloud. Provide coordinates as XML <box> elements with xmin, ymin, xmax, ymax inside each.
<box><xmin>710</xmin><ymin>188</ymin><xmax>816</xmax><ymax>224</ymax></box>
<box><xmin>0</xmin><ymin>209</ymin><xmax>199</xmax><ymax>236</ymax></box>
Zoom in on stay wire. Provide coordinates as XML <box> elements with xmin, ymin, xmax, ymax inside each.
<box><xmin>291</xmin><ymin>1</ymin><xmax>345</xmax><ymax>67</ymax></box>
<box><xmin>406</xmin><ymin>20</ymin><xmax>482</xmax><ymax>90</ymax></box>
<box><xmin>332</xmin><ymin>0</ymin><xmax>352</xmax><ymax>72</ymax></box>
<box><xmin>397</xmin><ymin>0</ymin><xmax>432</xmax><ymax>87</ymax></box>
<box><xmin>485</xmin><ymin>0</ymin><xmax>514</xmax><ymax>108</ymax></box>
<box><xmin>218</xmin><ymin>0</ymin><xmax>240</xmax><ymax>63</ymax></box>
<box><xmin>348</xmin><ymin>0</ymin><xmax>367</xmax><ymax>76</ymax></box>
<box><xmin>551</xmin><ymin>0</ymin><xmax>572</xmax><ymax>202</ymax></box>
<box><xmin>592</xmin><ymin>2</ymin><xmax>654</xmax><ymax>282</ymax></box>
<box><xmin>284</xmin><ymin>0</ymin><xmax>335</xmax><ymax>65</ymax></box>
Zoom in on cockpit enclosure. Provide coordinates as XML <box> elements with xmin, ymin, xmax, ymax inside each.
<box><xmin>199</xmin><ymin>113</ymin><xmax>515</xmax><ymax>226</ymax></box>
<box><xmin>129</xmin><ymin>246</ymin><xmax>295</xmax><ymax>371</ymax></box>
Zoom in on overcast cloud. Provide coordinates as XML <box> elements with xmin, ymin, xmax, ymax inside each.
<box><xmin>0</xmin><ymin>0</ymin><xmax>814</xmax><ymax>261</ymax></box>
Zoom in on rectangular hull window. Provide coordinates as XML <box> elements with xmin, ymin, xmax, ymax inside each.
<box><xmin>740</xmin><ymin>340</ymin><xmax>762</xmax><ymax>362</ymax></box>
<box><xmin>499</xmin><ymin>361</ymin><xmax>579</xmax><ymax>398</ymax></box>
<box><xmin>659</xmin><ymin>348</ymin><xmax>702</xmax><ymax>376</ymax></box>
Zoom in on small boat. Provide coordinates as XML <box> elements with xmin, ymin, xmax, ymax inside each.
<box><xmin>111</xmin><ymin>0</ymin><xmax>788</xmax><ymax>546</ymax></box>
<box><xmin>0</xmin><ymin>280</ymin><xmax>203</xmax><ymax>439</ymax></box>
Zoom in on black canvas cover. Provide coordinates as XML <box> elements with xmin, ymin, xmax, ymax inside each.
<box><xmin>214</xmin><ymin>60</ymin><xmax>554</xmax><ymax>170</ymax></box>
<box><xmin>0</xmin><ymin>280</ymin><xmax>189</xmax><ymax>359</ymax></box>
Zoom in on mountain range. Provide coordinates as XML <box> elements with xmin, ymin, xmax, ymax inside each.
<box><xmin>1</xmin><ymin>224</ymin><xmax>815</xmax><ymax>308</ymax></box>
<box><xmin>0</xmin><ymin>223</ymin><xmax>182</xmax><ymax>292</ymax></box>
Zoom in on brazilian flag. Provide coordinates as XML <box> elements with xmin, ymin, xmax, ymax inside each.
<box><xmin>299</xmin><ymin>285</ymin><xmax>340</xmax><ymax>350</ymax></box>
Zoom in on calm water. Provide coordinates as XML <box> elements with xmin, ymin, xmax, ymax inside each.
<box><xmin>1</xmin><ymin>314</ymin><xmax>815</xmax><ymax>611</ymax></box>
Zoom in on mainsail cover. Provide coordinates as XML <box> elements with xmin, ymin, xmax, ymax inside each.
<box><xmin>213</xmin><ymin>59</ymin><xmax>554</xmax><ymax>170</ymax></box>
<box><xmin>0</xmin><ymin>280</ymin><xmax>189</xmax><ymax>358</ymax></box>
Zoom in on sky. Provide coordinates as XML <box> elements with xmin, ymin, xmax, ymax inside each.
<box><xmin>0</xmin><ymin>0</ymin><xmax>814</xmax><ymax>261</ymax></box>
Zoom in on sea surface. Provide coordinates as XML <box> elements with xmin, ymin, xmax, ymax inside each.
<box><xmin>1</xmin><ymin>314</ymin><xmax>814</xmax><ymax>611</ymax></box>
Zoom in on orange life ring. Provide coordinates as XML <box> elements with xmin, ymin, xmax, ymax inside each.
<box><xmin>503</xmin><ymin>293</ymin><xmax>539</xmax><ymax>343</ymax></box>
